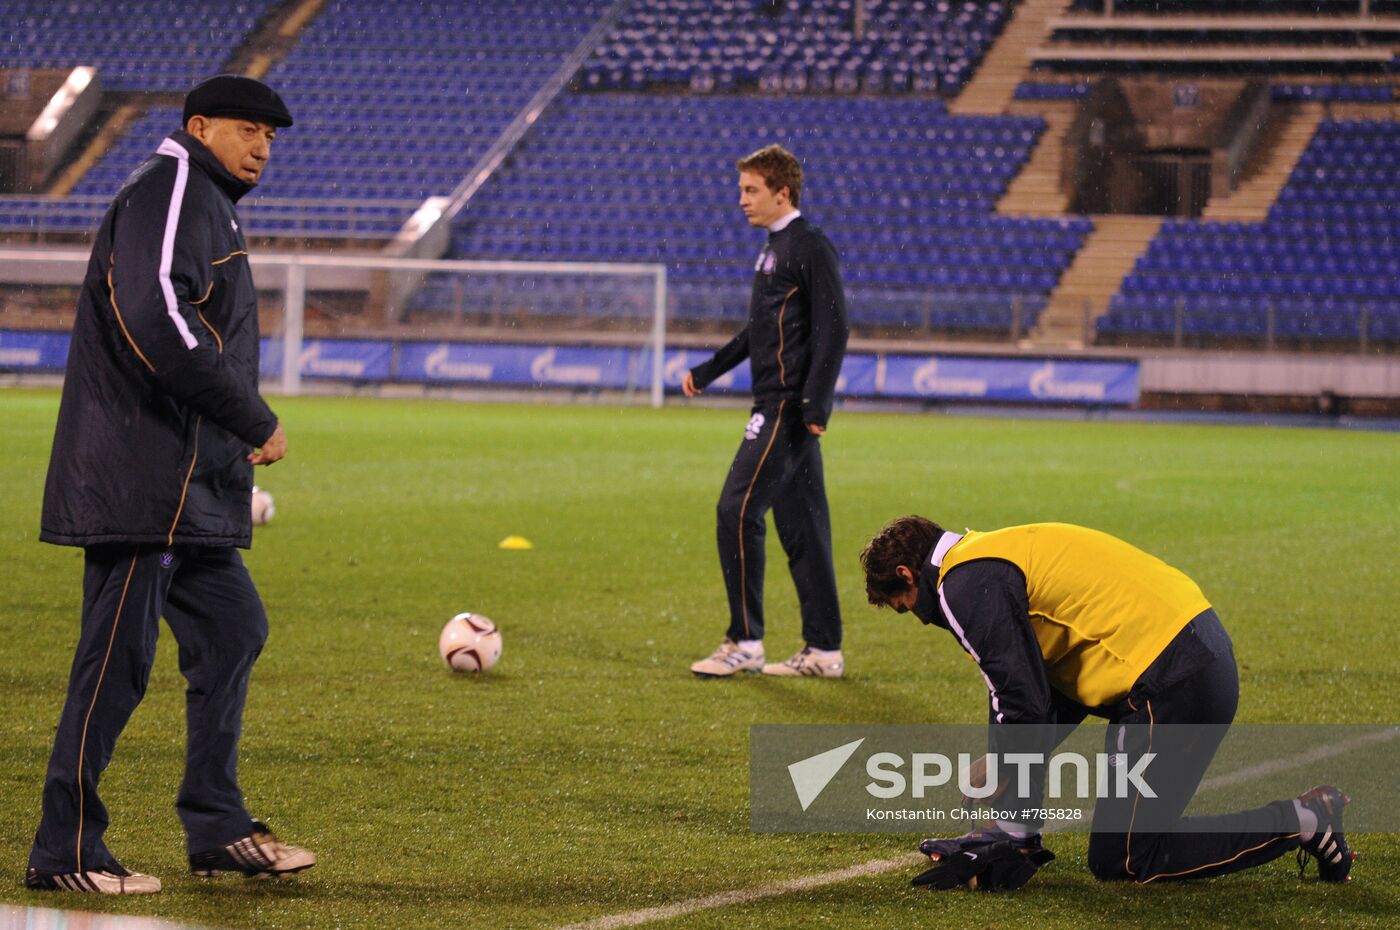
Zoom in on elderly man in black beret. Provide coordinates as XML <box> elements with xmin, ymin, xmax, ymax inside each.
<box><xmin>26</xmin><ymin>75</ymin><xmax>314</xmax><ymax>894</ymax></box>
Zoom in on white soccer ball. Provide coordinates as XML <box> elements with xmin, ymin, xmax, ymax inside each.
<box><xmin>439</xmin><ymin>613</ymin><xmax>502</xmax><ymax>673</ymax></box>
<box><xmin>251</xmin><ymin>486</ymin><xmax>276</xmax><ymax>526</ymax></box>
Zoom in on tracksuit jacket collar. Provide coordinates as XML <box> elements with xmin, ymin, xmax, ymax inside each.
<box><xmin>767</xmin><ymin>209</ymin><xmax>801</xmax><ymax>233</ymax></box>
<box><xmin>165</xmin><ymin>130</ymin><xmax>257</xmax><ymax>203</ymax></box>
<box><xmin>913</xmin><ymin>531</ymin><xmax>964</xmax><ymax>627</ymax></box>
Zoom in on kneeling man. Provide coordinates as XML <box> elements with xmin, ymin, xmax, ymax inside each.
<box><xmin>860</xmin><ymin>517</ymin><xmax>1353</xmax><ymax>889</ymax></box>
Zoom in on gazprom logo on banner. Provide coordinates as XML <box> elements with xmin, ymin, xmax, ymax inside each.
<box><xmin>912</xmin><ymin>358</ymin><xmax>989</xmax><ymax>398</ymax></box>
<box><xmin>425</xmin><ymin>344</ymin><xmax>493</xmax><ymax>381</ymax></box>
<box><xmin>660</xmin><ymin>352</ymin><xmax>694</xmax><ymax>389</ymax></box>
<box><xmin>1029</xmin><ymin>362</ymin><xmax>1106</xmax><ymax>402</ymax></box>
<box><xmin>299</xmin><ymin>342</ymin><xmax>365</xmax><ymax>378</ymax></box>
<box><xmin>663</xmin><ymin>350</ymin><xmax>741</xmax><ymax>390</ymax></box>
<box><xmin>295</xmin><ymin>340</ymin><xmax>392</xmax><ymax>380</ymax></box>
<box><xmin>0</xmin><ymin>347</ymin><xmax>42</xmax><ymax>367</ymax></box>
<box><xmin>0</xmin><ymin>330</ymin><xmax>70</xmax><ymax>370</ymax></box>
<box><xmin>531</xmin><ymin>348</ymin><xmax>602</xmax><ymax>385</ymax></box>
<box><xmin>663</xmin><ymin>351</ymin><xmax>692</xmax><ymax>386</ymax></box>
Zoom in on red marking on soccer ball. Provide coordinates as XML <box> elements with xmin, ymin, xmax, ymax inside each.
<box><xmin>439</xmin><ymin>613</ymin><xmax>502</xmax><ymax>673</ymax></box>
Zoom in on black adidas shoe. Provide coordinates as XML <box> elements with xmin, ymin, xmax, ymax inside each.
<box><xmin>1296</xmin><ymin>785</ymin><xmax>1354</xmax><ymax>883</ymax></box>
<box><xmin>25</xmin><ymin>863</ymin><xmax>161</xmax><ymax>894</ymax></box>
<box><xmin>189</xmin><ymin>820</ymin><xmax>316</xmax><ymax>878</ymax></box>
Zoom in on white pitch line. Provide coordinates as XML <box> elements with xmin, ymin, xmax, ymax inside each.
<box><xmin>554</xmin><ymin>854</ymin><xmax>922</xmax><ymax>930</ymax></box>
<box><xmin>556</xmin><ymin>727</ymin><xmax>1400</xmax><ymax>930</ymax></box>
<box><xmin>1197</xmin><ymin>725</ymin><xmax>1400</xmax><ymax>791</ymax></box>
<box><xmin>1046</xmin><ymin>725</ymin><xmax>1400</xmax><ymax>834</ymax></box>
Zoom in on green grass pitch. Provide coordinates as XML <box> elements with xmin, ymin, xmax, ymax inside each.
<box><xmin>1</xmin><ymin>388</ymin><xmax>1397</xmax><ymax>929</ymax></box>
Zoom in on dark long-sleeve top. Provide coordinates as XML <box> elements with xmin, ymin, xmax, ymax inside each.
<box><xmin>689</xmin><ymin>216</ymin><xmax>849</xmax><ymax>427</ymax></box>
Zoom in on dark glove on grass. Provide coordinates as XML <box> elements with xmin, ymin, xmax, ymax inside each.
<box><xmin>913</xmin><ymin>832</ymin><xmax>1054</xmax><ymax>892</ymax></box>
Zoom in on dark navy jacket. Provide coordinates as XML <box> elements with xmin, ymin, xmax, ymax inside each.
<box><xmin>41</xmin><ymin>130</ymin><xmax>277</xmax><ymax>548</ymax></box>
<box><xmin>690</xmin><ymin>216</ymin><xmax>850</xmax><ymax>427</ymax></box>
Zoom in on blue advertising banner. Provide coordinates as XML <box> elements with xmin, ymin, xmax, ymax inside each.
<box><xmin>196</xmin><ymin>336</ymin><xmax>1139</xmax><ymax>407</ymax></box>
<box><xmin>651</xmin><ymin>351</ymin><xmax>1136</xmax><ymax>405</ymax></box>
<box><xmin>653</xmin><ymin>351</ymin><xmax>880</xmax><ymax>397</ymax></box>
<box><xmin>259</xmin><ymin>339</ymin><xmax>280</xmax><ymax>379</ymax></box>
<box><xmin>880</xmin><ymin>355</ymin><xmax>1138</xmax><ymax>405</ymax></box>
<box><xmin>260</xmin><ymin>339</ymin><xmax>393</xmax><ymax>380</ymax></box>
<box><xmin>0</xmin><ymin>330</ymin><xmax>70</xmax><ymax>370</ymax></box>
<box><xmin>659</xmin><ymin>348</ymin><xmax>752</xmax><ymax>393</ymax></box>
<box><xmin>838</xmin><ymin>354</ymin><xmax>880</xmax><ymax>397</ymax></box>
<box><xmin>399</xmin><ymin>342</ymin><xmax>645</xmax><ymax>389</ymax></box>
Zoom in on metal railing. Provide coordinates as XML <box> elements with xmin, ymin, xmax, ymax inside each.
<box><xmin>0</xmin><ymin>195</ymin><xmax>422</xmax><ymax>240</ymax></box>
<box><xmin>1164</xmin><ymin>296</ymin><xmax>1380</xmax><ymax>352</ymax></box>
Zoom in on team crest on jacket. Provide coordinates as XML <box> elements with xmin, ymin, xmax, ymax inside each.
<box><xmin>755</xmin><ymin>247</ymin><xmax>776</xmax><ymax>275</ymax></box>
<box><xmin>744</xmin><ymin>412</ymin><xmax>766</xmax><ymax>440</ymax></box>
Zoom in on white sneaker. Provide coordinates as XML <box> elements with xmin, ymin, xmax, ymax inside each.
<box><xmin>26</xmin><ymin>865</ymin><xmax>162</xmax><ymax>894</ymax></box>
<box><xmin>763</xmin><ymin>646</ymin><xmax>845</xmax><ymax>678</ymax></box>
<box><xmin>690</xmin><ymin>639</ymin><xmax>765</xmax><ymax>678</ymax></box>
<box><xmin>189</xmin><ymin>820</ymin><xmax>316</xmax><ymax>877</ymax></box>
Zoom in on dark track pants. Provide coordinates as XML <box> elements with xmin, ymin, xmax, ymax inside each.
<box><xmin>1087</xmin><ymin>613</ymin><xmax>1302</xmax><ymax>882</ymax></box>
<box><xmin>29</xmin><ymin>544</ymin><xmax>267</xmax><ymax>873</ymax></box>
<box><xmin>715</xmin><ymin>400</ymin><xmax>841</xmax><ymax>650</ymax></box>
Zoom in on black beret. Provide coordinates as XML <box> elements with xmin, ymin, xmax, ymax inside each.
<box><xmin>183</xmin><ymin>75</ymin><xmax>293</xmax><ymax>128</ymax></box>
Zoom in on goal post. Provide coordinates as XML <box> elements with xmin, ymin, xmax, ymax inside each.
<box><xmin>258</xmin><ymin>254</ymin><xmax>670</xmax><ymax>407</ymax></box>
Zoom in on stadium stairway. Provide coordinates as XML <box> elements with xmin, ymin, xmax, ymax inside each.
<box><xmin>1100</xmin><ymin>113</ymin><xmax>1400</xmax><ymax>346</ymax></box>
<box><xmin>1326</xmin><ymin>100</ymin><xmax>1400</xmax><ymax>120</ymax></box>
<box><xmin>997</xmin><ymin>100</ymin><xmax>1076</xmax><ymax>215</ymax></box>
<box><xmin>1201</xmin><ymin>101</ymin><xmax>1324</xmax><ymax>222</ymax></box>
<box><xmin>44</xmin><ymin>0</ymin><xmax>329</xmax><ymax>197</ymax></box>
<box><xmin>942</xmin><ymin>0</ymin><xmax>1107</xmax><ymax>339</ymax></box>
<box><xmin>47</xmin><ymin>104</ymin><xmax>144</xmax><ymax>196</ymax></box>
<box><xmin>951</xmin><ymin>0</ymin><xmax>1064</xmax><ymax>116</ymax></box>
<box><xmin>1032</xmin><ymin>214</ymin><xmax>1162</xmax><ymax>346</ymax></box>
<box><xmin>234</xmin><ymin>0</ymin><xmax>331</xmax><ymax>81</ymax></box>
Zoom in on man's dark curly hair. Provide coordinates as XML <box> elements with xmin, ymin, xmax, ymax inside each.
<box><xmin>860</xmin><ymin>515</ymin><xmax>944</xmax><ymax>607</ymax></box>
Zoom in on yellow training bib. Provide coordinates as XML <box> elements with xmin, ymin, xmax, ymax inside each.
<box><xmin>938</xmin><ymin>524</ymin><xmax>1210</xmax><ymax>708</ymax></box>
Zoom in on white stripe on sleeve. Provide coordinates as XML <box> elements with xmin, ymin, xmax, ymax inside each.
<box><xmin>938</xmin><ymin>583</ymin><xmax>1004</xmax><ymax>723</ymax></box>
<box><xmin>154</xmin><ymin>138</ymin><xmax>199</xmax><ymax>350</ymax></box>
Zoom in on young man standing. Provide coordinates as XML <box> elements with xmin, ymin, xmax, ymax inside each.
<box><xmin>686</xmin><ymin>145</ymin><xmax>850</xmax><ymax>679</ymax></box>
<box><xmin>26</xmin><ymin>75</ymin><xmax>314</xmax><ymax>894</ymax></box>
<box><xmin>859</xmin><ymin>516</ymin><xmax>1354</xmax><ymax>889</ymax></box>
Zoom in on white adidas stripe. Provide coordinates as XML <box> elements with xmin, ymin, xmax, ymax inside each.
<box><xmin>153</xmin><ymin>138</ymin><xmax>199</xmax><ymax>351</ymax></box>
<box><xmin>229</xmin><ymin>839</ymin><xmax>254</xmax><ymax>869</ymax></box>
<box><xmin>57</xmin><ymin>873</ymin><xmax>87</xmax><ymax>892</ymax></box>
<box><xmin>937</xmin><ymin>585</ymin><xmax>1004</xmax><ymax>723</ymax></box>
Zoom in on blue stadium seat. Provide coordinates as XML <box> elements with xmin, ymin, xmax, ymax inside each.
<box><xmin>1110</xmin><ymin>117</ymin><xmax>1400</xmax><ymax>344</ymax></box>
